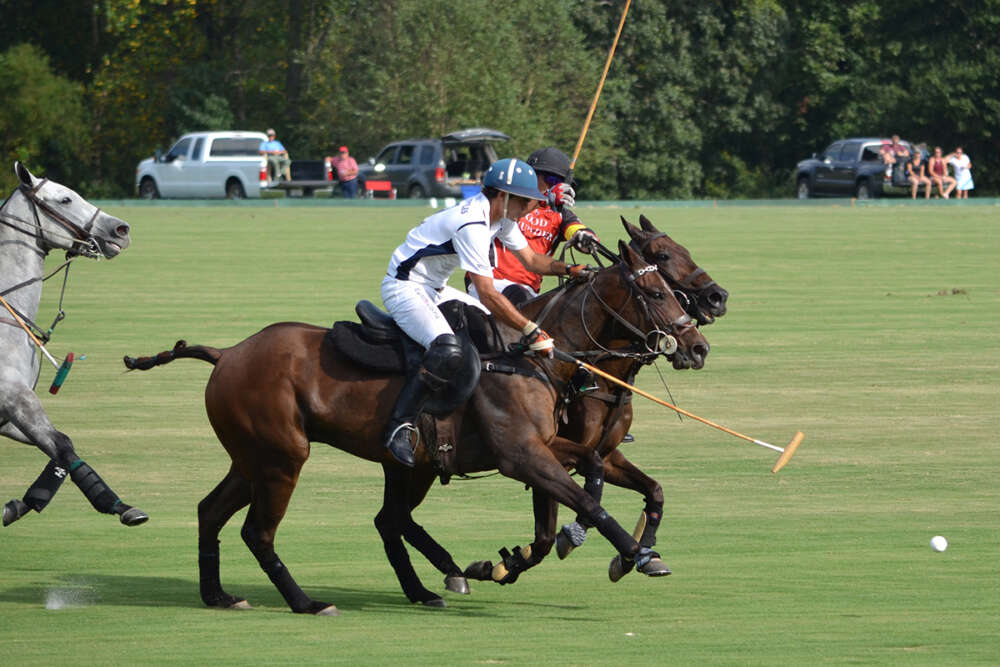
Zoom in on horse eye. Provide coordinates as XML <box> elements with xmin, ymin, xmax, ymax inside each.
<box><xmin>654</xmin><ymin>252</ymin><xmax>670</xmax><ymax>262</ymax></box>
<box><xmin>60</xmin><ymin>196</ymin><xmax>72</xmax><ymax>205</ymax></box>
<box><xmin>650</xmin><ymin>291</ymin><xmax>665</xmax><ymax>300</ymax></box>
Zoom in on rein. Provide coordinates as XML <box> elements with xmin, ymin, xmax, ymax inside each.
<box><xmin>0</xmin><ymin>184</ymin><xmax>86</xmax><ymax>344</ymax></box>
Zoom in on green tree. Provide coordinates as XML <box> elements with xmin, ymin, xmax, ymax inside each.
<box><xmin>0</xmin><ymin>44</ymin><xmax>91</xmax><ymax>192</ymax></box>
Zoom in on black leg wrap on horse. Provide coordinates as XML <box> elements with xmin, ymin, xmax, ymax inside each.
<box><xmin>591</xmin><ymin>508</ymin><xmax>639</xmax><ymax>558</ymax></box>
<box><xmin>575</xmin><ymin>470</ymin><xmax>605</xmax><ymax>527</ymax></box>
<box><xmin>23</xmin><ymin>460</ymin><xmax>69</xmax><ymax>512</ymax></box>
<box><xmin>198</xmin><ymin>540</ymin><xmax>223</xmax><ymax>594</ymax></box>
<box><xmin>69</xmin><ymin>460</ymin><xmax>120</xmax><ymax>514</ymax></box>
<box><xmin>641</xmin><ymin>501</ymin><xmax>664</xmax><ymax>547</ymax></box>
<box><xmin>241</xmin><ymin>522</ymin><xmax>311</xmax><ymax>612</ymax></box>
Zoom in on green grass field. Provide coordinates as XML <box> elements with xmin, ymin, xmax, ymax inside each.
<box><xmin>1</xmin><ymin>200</ymin><xmax>998</xmax><ymax>665</ymax></box>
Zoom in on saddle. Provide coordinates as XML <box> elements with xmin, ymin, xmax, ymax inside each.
<box><xmin>328</xmin><ymin>299</ymin><xmax>505</xmax><ymax>479</ymax></box>
<box><xmin>328</xmin><ymin>299</ymin><xmax>501</xmax><ymax>415</ymax></box>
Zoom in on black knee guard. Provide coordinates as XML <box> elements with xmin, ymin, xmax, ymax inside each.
<box><xmin>69</xmin><ymin>460</ymin><xmax>120</xmax><ymax>514</ymax></box>
<box><xmin>421</xmin><ymin>334</ymin><xmax>464</xmax><ymax>390</ymax></box>
<box><xmin>23</xmin><ymin>460</ymin><xmax>69</xmax><ymax>512</ymax></box>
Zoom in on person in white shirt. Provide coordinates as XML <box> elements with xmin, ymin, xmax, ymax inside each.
<box><xmin>945</xmin><ymin>147</ymin><xmax>974</xmax><ymax>199</ymax></box>
<box><xmin>380</xmin><ymin>158</ymin><xmax>592</xmax><ymax>466</ymax></box>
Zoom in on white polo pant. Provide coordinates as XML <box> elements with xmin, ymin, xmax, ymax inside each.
<box><xmin>381</xmin><ymin>276</ymin><xmax>488</xmax><ymax>349</ymax></box>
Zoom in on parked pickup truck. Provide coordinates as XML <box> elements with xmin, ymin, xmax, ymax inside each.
<box><xmin>795</xmin><ymin>137</ymin><xmax>916</xmax><ymax>199</ymax></box>
<box><xmin>135</xmin><ymin>131</ymin><xmax>333</xmax><ymax>199</ymax></box>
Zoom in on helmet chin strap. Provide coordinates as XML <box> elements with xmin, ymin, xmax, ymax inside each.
<box><xmin>502</xmin><ymin>192</ymin><xmax>510</xmax><ymax>221</ymax></box>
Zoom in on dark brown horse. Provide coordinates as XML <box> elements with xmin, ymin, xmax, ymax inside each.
<box><xmin>546</xmin><ymin>216</ymin><xmax>728</xmax><ymax>574</ymax></box>
<box><xmin>125</xmin><ymin>241</ymin><xmax>709</xmax><ymax>614</ymax></box>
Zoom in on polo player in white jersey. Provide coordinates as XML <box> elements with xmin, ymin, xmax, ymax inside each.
<box><xmin>380</xmin><ymin>158</ymin><xmax>592</xmax><ymax>466</ymax></box>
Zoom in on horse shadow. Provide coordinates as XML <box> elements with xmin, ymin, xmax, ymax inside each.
<box><xmin>0</xmin><ymin>573</ymin><xmax>588</xmax><ymax>616</ymax></box>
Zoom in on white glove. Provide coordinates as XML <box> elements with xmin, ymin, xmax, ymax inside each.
<box><xmin>547</xmin><ymin>182</ymin><xmax>575</xmax><ymax>208</ymax></box>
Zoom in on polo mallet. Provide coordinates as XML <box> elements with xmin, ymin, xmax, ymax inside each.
<box><xmin>557</xmin><ymin>351</ymin><xmax>804</xmax><ymax>472</ymax></box>
<box><xmin>0</xmin><ymin>294</ymin><xmax>74</xmax><ymax>394</ymax></box>
<box><xmin>567</xmin><ymin>0</ymin><xmax>632</xmax><ymax>179</ymax></box>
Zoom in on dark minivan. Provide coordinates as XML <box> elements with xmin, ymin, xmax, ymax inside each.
<box><xmin>358</xmin><ymin>128</ymin><xmax>510</xmax><ymax>199</ymax></box>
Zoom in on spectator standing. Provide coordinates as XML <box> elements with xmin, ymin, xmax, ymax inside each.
<box><xmin>927</xmin><ymin>147</ymin><xmax>956</xmax><ymax>199</ymax></box>
<box><xmin>946</xmin><ymin>147</ymin><xmax>974</xmax><ymax>199</ymax></box>
<box><xmin>906</xmin><ymin>152</ymin><xmax>932</xmax><ymax>199</ymax></box>
<box><xmin>259</xmin><ymin>128</ymin><xmax>291</xmax><ymax>182</ymax></box>
<box><xmin>328</xmin><ymin>145</ymin><xmax>360</xmax><ymax>198</ymax></box>
<box><xmin>887</xmin><ymin>135</ymin><xmax>910</xmax><ymax>184</ymax></box>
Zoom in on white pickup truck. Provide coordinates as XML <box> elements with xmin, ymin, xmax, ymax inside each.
<box><xmin>135</xmin><ymin>131</ymin><xmax>271</xmax><ymax>199</ymax></box>
<box><xmin>135</xmin><ymin>130</ymin><xmax>336</xmax><ymax>199</ymax></box>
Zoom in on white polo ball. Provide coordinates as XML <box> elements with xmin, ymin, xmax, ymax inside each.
<box><xmin>930</xmin><ymin>535</ymin><xmax>948</xmax><ymax>552</ymax></box>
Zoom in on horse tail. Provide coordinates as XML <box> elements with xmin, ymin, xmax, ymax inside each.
<box><xmin>123</xmin><ymin>340</ymin><xmax>222</xmax><ymax>371</ymax></box>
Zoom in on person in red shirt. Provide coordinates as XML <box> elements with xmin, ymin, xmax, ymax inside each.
<box><xmin>326</xmin><ymin>145</ymin><xmax>360</xmax><ymax>198</ymax></box>
<box><xmin>467</xmin><ymin>147</ymin><xmax>598</xmax><ymax>305</ymax></box>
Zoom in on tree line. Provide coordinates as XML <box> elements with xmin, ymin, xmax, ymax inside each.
<box><xmin>1</xmin><ymin>0</ymin><xmax>996</xmax><ymax>198</ymax></box>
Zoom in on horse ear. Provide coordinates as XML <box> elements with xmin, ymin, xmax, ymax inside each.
<box><xmin>621</xmin><ymin>216</ymin><xmax>642</xmax><ymax>241</ymax></box>
<box><xmin>638</xmin><ymin>214</ymin><xmax>658</xmax><ymax>233</ymax></box>
<box><xmin>15</xmin><ymin>161</ymin><xmax>34</xmax><ymax>187</ymax></box>
<box><xmin>618</xmin><ymin>239</ymin><xmax>642</xmax><ymax>265</ymax></box>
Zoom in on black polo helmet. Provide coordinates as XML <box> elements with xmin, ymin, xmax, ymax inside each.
<box><xmin>526</xmin><ymin>147</ymin><xmax>573</xmax><ymax>182</ymax></box>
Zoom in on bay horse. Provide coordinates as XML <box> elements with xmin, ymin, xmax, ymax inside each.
<box><xmin>1</xmin><ymin>162</ymin><xmax>147</xmax><ymax>527</ymax></box>
<box><xmin>546</xmin><ymin>215</ymin><xmax>728</xmax><ymax>575</ymax></box>
<box><xmin>124</xmin><ymin>241</ymin><xmax>709</xmax><ymax>614</ymax></box>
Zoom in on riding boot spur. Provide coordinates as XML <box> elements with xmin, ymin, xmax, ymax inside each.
<box><xmin>383</xmin><ymin>334</ymin><xmax>463</xmax><ymax>467</ymax></box>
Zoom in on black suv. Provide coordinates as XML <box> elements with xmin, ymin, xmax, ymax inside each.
<box><xmin>795</xmin><ymin>137</ymin><xmax>916</xmax><ymax>199</ymax></box>
<box><xmin>358</xmin><ymin>128</ymin><xmax>509</xmax><ymax>199</ymax></box>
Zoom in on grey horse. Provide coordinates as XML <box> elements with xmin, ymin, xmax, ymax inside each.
<box><xmin>1</xmin><ymin>162</ymin><xmax>147</xmax><ymax>527</ymax></box>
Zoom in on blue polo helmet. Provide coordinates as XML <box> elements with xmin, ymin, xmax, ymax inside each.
<box><xmin>483</xmin><ymin>158</ymin><xmax>545</xmax><ymax>200</ymax></box>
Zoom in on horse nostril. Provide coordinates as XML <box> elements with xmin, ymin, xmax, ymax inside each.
<box><xmin>693</xmin><ymin>343</ymin><xmax>709</xmax><ymax>360</ymax></box>
<box><xmin>115</xmin><ymin>224</ymin><xmax>130</xmax><ymax>237</ymax></box>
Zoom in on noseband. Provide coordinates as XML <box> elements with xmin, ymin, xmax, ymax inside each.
<box><xmin>0</xmin><ymin>180</ymin><xmax>102</xmax><ymax>258</ymax></box>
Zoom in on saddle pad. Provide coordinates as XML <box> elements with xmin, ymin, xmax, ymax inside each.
<box><xmin>328</xmin><ymin>321</ymin><xmax>406</xmax><ymax>374</ymax></box>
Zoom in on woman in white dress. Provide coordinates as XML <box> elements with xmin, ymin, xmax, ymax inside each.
<box><xmin>946</xmin><ymin>147</ymin><xmax>974</xmax><ymax>199</ymax></box>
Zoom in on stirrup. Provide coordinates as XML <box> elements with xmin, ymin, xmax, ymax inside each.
<box><xmin>386</xmin><ymin>423</ymin><xmax>419</xmax><ymax>467</ymax></box>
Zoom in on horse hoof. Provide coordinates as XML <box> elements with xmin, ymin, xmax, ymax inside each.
<box><xmin>2</xmin><ymin>499</ymin><xmax>31</xmax><ymax>527</ymax></box>
<box><xmin>203</xmin><ymin>591</ymin><xmax>249</xmax><ymax>609</ymax></box>
<box><xmin>118</xmin><ymin>507</ymin><xmax>149</xmax><ymax>526</ymax></box>
<box><xmin>422</xmin><ymin>598</ymin><xmax>447</xmax><ymax>608</ymax></box>
<box><xmin>463</xmin><ymin>561</ymin><xmax>493</xmax><ymax>581</ymax></box>
<box><xmin>555</xmin><ymin>531</ymin><xmax>574</xmax><ymax>559</ymax></box>
<box><xmin>637</xmin><ymin>557</ymin><xmax>672</xmax><ymax>577</ymax></box>
<box><xmin>300</xmin><ymin>601</ymin><xmax>339</xmax><ymax>616</ymax></box>
<box><xmin>608</xmin><ymin>555</ymin><xmax>635</xmax><ymax>583</ymax></box>
<box><xmin>444</xmin><ymin>575</ymin><xmax>469</xmax><ymax>595</ymax></box>
<box><xmin>556</xmin><ymin>522</ymin><xmax>587</xmax><ymax>559</ymax></box>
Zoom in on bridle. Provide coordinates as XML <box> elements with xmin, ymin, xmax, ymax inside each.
<box><xmin>630</xmin><ymin>233</ymin><xmax>719</xmax><ymax>320</ymax></box>
<box><xmin>577</xmin><ymin>261</ymin><xmax>695</xmax><ymax>362</ymax></box>
<box><xmin>0</xmin><ymin>180</ymin><xmax>99</xmax><ymax>344</ymax></box>
<box><xmin>536</xmin><ymin>256</ymin><xmax>694</xmax><ymax>365</ymax></box>
<box><xmin>0</xmin><ymin>180</ymin><xmax>102</xmax><ymax>259</ymax></box>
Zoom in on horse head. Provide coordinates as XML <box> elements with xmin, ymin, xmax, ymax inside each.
<box><xmin>613</xmin><ymin>240</ymin><xmax>709</xmax><ymax>369</ymax></box>
<box><xmin>622</xmin><ymin>214</ymin><xmax>728</xmax><ymax>325</ymax></box>
<box><xmin>12</xmin><ymin>162</ymin><xmax>131</xmax><ymax>259</ymax></box>
<box><xmin>536</xmin><ymin>240</ymin><xmax>708</xmax><ymax>370</ymax></box>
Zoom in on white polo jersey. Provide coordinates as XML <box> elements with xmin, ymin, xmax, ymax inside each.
<box><xmin>386</xmin><ymin>193</ymin><xmax>527</xmax><ymax>288</ymax></box>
